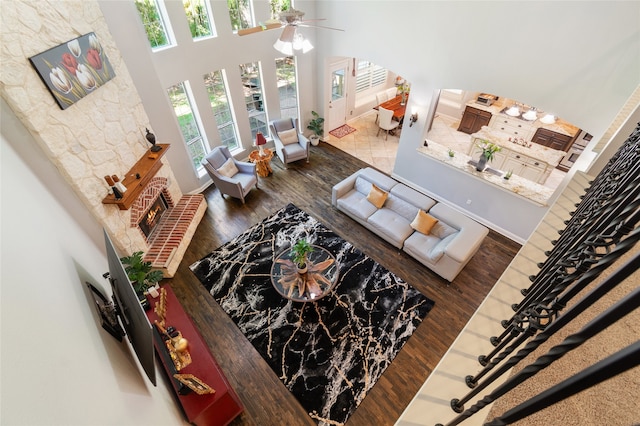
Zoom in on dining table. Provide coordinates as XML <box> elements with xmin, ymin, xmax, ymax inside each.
<box><xmin>376</xmin><ymin>94</ymin><xmax>408</xmax><ymax>122</ymax></box>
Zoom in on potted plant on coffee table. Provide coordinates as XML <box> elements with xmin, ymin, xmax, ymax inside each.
<box><xmin>307</xmin><ymin>111</ymin><xmax>324</xmax><ymax>146</ymax></box>
<box><xmin>291</xmin><ymin>239</ymin><xmax>314</xmax><ymax>274</ymax></box>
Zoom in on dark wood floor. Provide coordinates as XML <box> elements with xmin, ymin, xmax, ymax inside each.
<box><xmin>167</xmin><ymin>144</ymin><xmax>521</xmax><ymax>426</ymax></box>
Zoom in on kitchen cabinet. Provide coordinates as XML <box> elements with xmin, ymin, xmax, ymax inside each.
<box><xmin>469</xmin><ymin>137</ymin><xmax>553</xmax><ymax>184</ymax></box>
<box><xmin>531</xmin><ymin>128</ymin><xmax>574</xmax><ymax>151</ymax></box>
<box><xmin>502</xmin><ymin>153</ymin><xmax>547</xmax><ymax>183</ymax></box>
<box><xmin>458</xmin><ymin>106</ymin><xmax>492</xmax><ymax>134</ymax></box>
<box><xmin>490</xmin><ymin>115</ymin><xmax>535</xmax><ymax>140</ymax></box>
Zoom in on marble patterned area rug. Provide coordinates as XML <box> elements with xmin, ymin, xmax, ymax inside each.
<box><xmin>329</xmin><ymin>124</ymin><xmax>357</xmax><ymax>139</ymax></box>
<box><xmin>190</xmin><ymin>204</ymin><xmax>434</xmax><ymax>426</ymax></box>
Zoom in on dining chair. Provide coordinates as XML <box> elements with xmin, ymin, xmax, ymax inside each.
<box><xmin>377</xmin><ymin>107</ymin><xmax>400</xmax><ymax>140</ymax></box>
<box><xmin>385</xmin><ymin>87</ymin><xmax>399</xmax><ymax>100</ymax></box>
<box><xmin>202</xmin><ymin>146</ymin><xmax>258</xmax><ymax>204</ymax></box>
<box><xmin>374</xmin><ymin>92</ymin><xmax>389</xmax><ymax>124</ymax></box>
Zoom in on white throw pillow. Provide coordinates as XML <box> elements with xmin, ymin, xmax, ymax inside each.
<box><xmin>278</xmin><ymin>128</ymin><xmax>299</xmax><ymax>145</ymax></box>
<box><xmin>217</xmin><ymin>158</ymin><xmax>239</xmax><ymax>178</ymax></box>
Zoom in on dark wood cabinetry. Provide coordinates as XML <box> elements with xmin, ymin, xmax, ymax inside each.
<box><xmin>531</xmin><ymin>128</ymin><xmax>574</xmax><ymax>152</ymax></box>
<box><xmin>458</xmin><ymin>106</ymin><xmax>492</xmax><ymax>134</ymax></box>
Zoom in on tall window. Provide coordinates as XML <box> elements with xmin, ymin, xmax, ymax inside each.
<box><xmin>269</xmin><ymin>0</ymin><xmax>291</xmax><ymax>18</ymax></box>
<box><xmin>355</xmin><ymin>60</ymin><xmax>387</xmax><ymax>93</ymax></box>
<box><xmin>204</xmin><ymin>70</ymin><xmax>239</xmax><ymax>150</ymax></box>
<box><xmin>167</xmin><ymin>82</ymin><xmax>207</xmax><ymax>170</ymax></box>
<box><xmin>227</xmin><ymin>0</ymin><xmax>254</xmax><ymax>32</ymax></box>
<box><xmin>240</xmin><ymin>62</ymin><xmax>268</xmax><ymax>140</ymax></box>
<box><xmin>135</xmin><ymin>0</ymin><xmax>173</xmax><ymax>50</ymax></box>
<box><xmin>183</xmin><ymin>0</ymin><xmax>215</xmax><ymax>39</ymax></box>
<box><xmin>275</xmin><ymin>56</ymin><xmax>298</xmax><ymax>120</ymax></box>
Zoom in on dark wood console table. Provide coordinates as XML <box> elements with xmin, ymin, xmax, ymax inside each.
<box><xmin>146</xmin><ymin>285</ymin><xmax>243</xmax><ymax>425</ymax></box>
<box><xmin>102</xmin><ymin>144</ymin><xmax>170</xmax><ymax>210</ymax></box>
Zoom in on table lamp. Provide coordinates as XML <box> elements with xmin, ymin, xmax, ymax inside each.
<box><xmin>255</xmin><ymin>132</ymin><xmax>267</xmax><ymax>156</ymax></box>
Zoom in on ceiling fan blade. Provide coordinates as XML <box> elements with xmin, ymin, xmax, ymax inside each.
<box><xmin>297</xmin><ymin>23</ymin><xmax>345</xmax><ymax>32</ymax></box>
<box><xmin>237</xmin><ymin>22</ymin><xmax>282</xmax><ymax>36</ymax></box>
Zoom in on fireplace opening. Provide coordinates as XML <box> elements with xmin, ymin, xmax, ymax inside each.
<box><xmin>139</xmin><ymin>194</ymin><xmax>168</xmax><ymax>238</ymax></box>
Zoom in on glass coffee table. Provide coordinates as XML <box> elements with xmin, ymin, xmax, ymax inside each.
<box><xmin>270</xmin><ymin>244</ymin><xmax>339</xmax><ymax>302</ymax></box>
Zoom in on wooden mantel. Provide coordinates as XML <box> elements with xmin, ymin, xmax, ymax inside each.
<box><xmin>102</xmin><ymin>144</ymin><xmax>170</xmax><ymax>210</ymax></box>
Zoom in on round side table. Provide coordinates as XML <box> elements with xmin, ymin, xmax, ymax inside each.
<box><xmin>249</xmin><ymin>149</ymin><xmax>273</xmax><ymax>177</ymax></box>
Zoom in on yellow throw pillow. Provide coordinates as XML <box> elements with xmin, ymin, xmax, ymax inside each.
<box><xmin>367</xmin><ymin>184</ymin><xmax>388</xmax><ymax>208</ymax></box>
<box><xmin>411</xmin><ymin>210</ymin><xmax>439</xmax><ymax>235</ymax></box>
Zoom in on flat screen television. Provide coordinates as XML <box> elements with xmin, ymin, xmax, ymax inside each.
<box><xmin>86</xmin><ymin>230</ymin><xmax>156</xmax><ymax>386</ymax></box>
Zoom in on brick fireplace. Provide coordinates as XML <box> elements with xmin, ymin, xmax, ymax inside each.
<box><xmin>128</xmin><ymin>177</ymin><xmax>207</xmax><ymax>278</ymax></box>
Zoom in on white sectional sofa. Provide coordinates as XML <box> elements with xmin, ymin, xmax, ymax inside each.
<box><xmin>332</xmin><ymin>167</ymin><xmax>489</xmax><ymax>281</ymax></box>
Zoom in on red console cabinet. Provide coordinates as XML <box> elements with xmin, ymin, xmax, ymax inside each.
<box><xmin>146</xmin><ymin>285</ymin><xmax>243</xmax><ymax>425</ymax></box>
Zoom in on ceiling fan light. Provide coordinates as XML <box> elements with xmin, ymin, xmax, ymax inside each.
<box><xmin>273</xmin><ymin>39</ymin><xmax>293</xmax><ymax>55</ymax></box>
<box><xmin>301</xmin><ymin>39</ymin><xmax>313</xmax><ymax>53</ymax></box>
<box><xmin>292</xmin><ymin>31</ymin><xmax>305</xmax><ymax>50</ymax></box>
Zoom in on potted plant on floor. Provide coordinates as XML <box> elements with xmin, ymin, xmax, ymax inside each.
<box><xmin>307</xmin><ymin>111</ymin><xmax>324</xmax><ymax>146</ymax></box>
<box><xmin>120</xmin><ymin>251</ymin><xmax>164</xmax><ymax>296</ymax></box>
<box><xmin>291</xmin><ymin>239</ymin><xmax>314</xmax><ymax>274</ymax></box>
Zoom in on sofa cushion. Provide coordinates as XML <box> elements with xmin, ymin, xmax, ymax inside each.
<box><xmin>217</xmin><ymin>158</ymin><xmax>239</xmax><ymax>178</ymax></box>
<box><xmin>368</xmin><ymin>208</ymin><xmax>414</xmax><ymax>246</ymax></box>
<box><xmin>428</xmin><ymin>232</ymin><xmax>459</xmax><ymax>262</ymax></box>
<box><xmin>367</xmin><ymin>184</ymin><xmax>388</xmax><ymax>208</ymax></box>
<box><xmin>403</xmin><ymin>232</ymin><xmax>442</xmax><ymax>265</ymax></box>
<box><xmin>357</xmin><ymin>167</ymin><xmax>398</xmax><ymax>192</ymax></box>
<box><xmin>278</xmin><ymin>128</ymin><xmax>299</xmax><ymax>145</ymax></box>
<box><xmin>411</xmin><ymin>210</ymin><xmax>439</xmax><ymax>235</ymax></box>
<box><xmin>336</xmin><ymin>189</ymin><xmax>378</xmax><ymax>221</ymax></box>
<box><xmin>384</xmin><ymin>193</ymin><xmax>420</xmax><ymax>221</ymax></box>
<box><xmin>390</xmin><ymin>184</ymin><xmax>436</xmax><ymax>211</ymax></box>
<box><xmin>430</xmin><ymin>220</ymin><xmax>458</xmax><ymax>239</ymax></box>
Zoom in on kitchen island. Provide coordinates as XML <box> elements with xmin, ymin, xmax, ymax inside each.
<box><xmin>417</xmin><ymin>141</ymin><xmax>554</xmax><ymax>206</ymax></box>
<box><xmin>469</xmin><ymin>126</ymin><xmax>566</xmax><ymax>185</ymax></box>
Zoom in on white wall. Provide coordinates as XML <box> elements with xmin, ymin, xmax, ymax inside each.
<box><xmin>0</xmin><ymin>99</ymin><xmax>185</xmax><ymax>425</ymax></box>
<box><xmin>312</xmin><ymin>1</ymin><xmax>639</xmax><ymax>240</ymax></box>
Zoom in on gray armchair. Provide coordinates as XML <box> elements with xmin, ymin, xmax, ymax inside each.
<box><xmin>202</xmin><ymin>146</ymin><xmax>257</xmax><ymax>204</ymax></box>
<box><xmin>269</xmin><ymin>118</ymin><xmax>310</xmax><ymax>168</ymax></box>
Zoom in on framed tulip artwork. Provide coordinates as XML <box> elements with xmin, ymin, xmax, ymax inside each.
<box><xmin>29</xmin><ymin>32</ymin><xmax>115</xmax><ymax>110</ymax></box>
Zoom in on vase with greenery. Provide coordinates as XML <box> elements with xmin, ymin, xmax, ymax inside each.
<box><xmin>120</xmin><ymin>251</ymin><xmax>163</xmax><ymax>294</ymax></box>
<box><xmin>475</xmin><ymin>140</ymin><xmax>502</xmax><ymax>171</ymax></box>
<box><xmin>307</xmin><ymin>111</ymin><xmax>324</xmax><ymax>145</ymax></box>
<box><xmin>291</xmin><ymin>239</ymin><xmax>314</xmax><ymax>274</ymax></box>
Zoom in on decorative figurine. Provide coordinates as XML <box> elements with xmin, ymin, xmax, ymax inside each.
<box><xmin>146</xmin><ymin>128</ymin><xmax>162</xmax><ymax>152</ymax></box>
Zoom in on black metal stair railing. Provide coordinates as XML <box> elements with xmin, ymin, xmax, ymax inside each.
<box><xmin>436</xmin><ymin>243</ymin><xmax>639</xmax><ymax>425</ymax></box>
<box><xmin>433</xmin><ymin>122</ymin><xmax>640</xmax><ymax>425</ymax></box>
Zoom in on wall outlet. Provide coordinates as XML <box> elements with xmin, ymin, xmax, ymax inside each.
<box><xmin>466</xmin><ymin>199</ymin><xmax>472</xmax><ymax>205</ymax></box>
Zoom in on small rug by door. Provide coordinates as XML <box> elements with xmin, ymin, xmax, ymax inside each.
<box><xmin>190</xmin><ymin>204</ymin><xmax>434</xmax><ymax>426</ymax></box>
<box><xmin>329</xmin><ymin>124</ymin><xmax>357</xmax><ymax>139</ymax></box>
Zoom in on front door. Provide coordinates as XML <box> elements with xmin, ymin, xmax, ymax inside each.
<box><xmin>327</xmin><ymin>59</ymin><xmax>349</xmax><ymax>132</ymax></box>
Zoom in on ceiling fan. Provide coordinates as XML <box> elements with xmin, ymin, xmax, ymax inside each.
<box><xmin>237</xmin><ymin>8</ymin><xmax>343</xmax><ymax>54</ymax></box>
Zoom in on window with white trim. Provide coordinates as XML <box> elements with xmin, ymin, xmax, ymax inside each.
<box><xmin>355</xmin><ymin>60</ymin><xmax>387</xmax><ymax>93</ymax></box>
<box><xmin>227</xmin><ymin>0</ymin><xmax>254</xmax><ymax>32</ymax></box>
<box><xmin>204</xmin><ymin>70</ymin><xmax>240</xmax><ymax>150</ymax></box>
<box><xmin>275</xmin><ymin>56</ymin><xmax>299</xmax><ymax>121</ymax></box>
<box><xmin>167</xmin><ymin>81</ymin><xmax>207</xmax><ymax>170</ymax></box>
<box><xmin>240</xmin><ymin>62</ymin><xmax>268</xmax><ymax>140</ymax></box>
<box><xmin>135</xmin><ymin>0</ymin><xmax>174</xmax><ymax>50</ymax></box>
<box><xmin>183</xmin><ymin>0</ymin><xmax>216</xmax><ymax>40</ymax></box>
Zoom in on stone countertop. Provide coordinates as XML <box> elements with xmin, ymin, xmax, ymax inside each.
<box><xmin>471</xmin><ymin>126</ymin><xmax>566</xmax><ymax>166</ymax></box>
<box><xmin>418</xmin><ymin>141</ymin><xmax>554</xmax><ymax>206</ymax></box>
<box><xmin>466</xmin><ymin>100</ymin><xmax>579</xmax><ymax>137</ymax></box>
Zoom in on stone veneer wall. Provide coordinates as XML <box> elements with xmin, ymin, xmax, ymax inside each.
<box><xmin>0</xmin><ymin>0</ymin><xmax>182</xmax><ymax>256</ymax></box>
